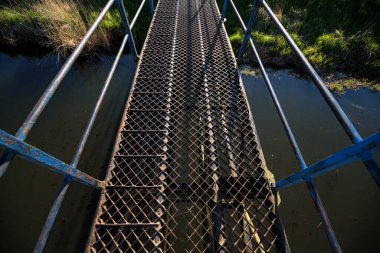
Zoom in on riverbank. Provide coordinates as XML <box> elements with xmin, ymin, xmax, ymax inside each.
<box><xmin>0</xmin><ymin>0</ymin><xmax>379</xmax><ymax>91</ymax></box>
<box><xmin>241</xmin><ymin>65</ymin><xmax>380</xmax><ymax>94</ymax></box>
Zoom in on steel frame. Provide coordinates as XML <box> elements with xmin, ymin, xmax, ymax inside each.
<box><xmin>0</xmin><ymin>0</ymin><xmax>379</xmax><ymax>252</ymax></box>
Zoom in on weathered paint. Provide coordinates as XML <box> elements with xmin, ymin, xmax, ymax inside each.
<box><xmin>275</xmin><ymin>132</ymin><xmax>380</xmax><ymax>190</ymax></box>
<box><xmin>0</xmin><ymin>129</ymin><xmax>103</xmax><ymax>189</ymax></box>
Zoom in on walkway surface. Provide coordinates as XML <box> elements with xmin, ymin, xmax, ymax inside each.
<box><xmin>86</xmin><ymin>0</ymin><xmax>286</xmax><ymax>252</ymax></box>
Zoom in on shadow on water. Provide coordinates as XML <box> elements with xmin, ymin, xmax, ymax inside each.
<box><xmin>242</xmin><ymin>69</ymin><xmax>380</xmax><ymax>253</ymax></box>
<box><xmin>0</xmin><ymin>53</ymin><xmax>136</xmax><ymax>252</ymax></box>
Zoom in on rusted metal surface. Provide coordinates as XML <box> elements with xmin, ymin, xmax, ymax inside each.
<box><xmin>86</xmin><ymin>0</ymin><xmax>286</xmax><ymax>251</ymax></box>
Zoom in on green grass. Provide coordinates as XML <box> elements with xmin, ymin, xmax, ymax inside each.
<box><xmin>0</xmin><ymin>0</ymin><xmax>379</xmax><ymax>80</ymax></box>
<box><xmin>220</xmin><ymin>0</ymin><xmax>380</xmax><ymax>79</ymax></box>
<box><xmin>327</xmin><ymin>78</ymin><xmax>380</xmax><ymax>94</ymax></box>
<box><xmin>0</xmin><ymin>8</ymin><xmax>42</xmax><ymax>25</ymax></box>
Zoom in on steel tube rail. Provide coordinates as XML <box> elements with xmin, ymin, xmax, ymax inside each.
<box><xmin>221</xmin><ymin>0</ymin><xmax>228</xmax><ymax>20</ymax></box>
<box><xmin>34</xmin><ymin>0</ymin><xmax>147</xmax><ymax>246</ymax></box>
<box><xmin>0</xmin><ymin>129</ymin><xmax>103</xmax><ymax>188</ymax></box>
<box><xmin>0</xmin><ymin>0</ymin><xmax>116</xmax><ymax>177</ymax></box>
<box><xmin>131</xmin><ymin>0</ymin><xmax>147</xmax><ymax>28</ymax></box>
<box><xmin>117</xmin><ymin>0</ymin><xmax>138</xmax><ymax>62</ymax></box>
<box><xmin>33</xmin><ymin>179</ymin><xmax>69</xmax><ymax>253</ymax></box>
<box><xmin>227</xmin><ymin>1</ymin><xmax>341</xmax><ymax>251</ymax></box>
<box><xmin>237</xmin><ymin>0</ymin><xmax>259</xmax><ymax>62</ymax></box>
<box><xmin>261</xmin><ymin>0</ymin><xmax>380</xmax><ymax>186</ymax></box>
<box><xmin>275</xmin><ymin>132</ymin><xmax>380</xmax><ymax>190</ymax></box>
<box><xmin>149</xmin><ymin>0</ymin><xmax>154</xmax><ymax>16</ymax></box>
<box><xmin>249</xmin><ymin>39</ymin><xmax>341</xmax><ymax>252</ymax></box>
<box><xmin>33</xmin><ymin>33</ymin><xmax>131</xmax><ymax>253</ymax></box>
<box><xmin>260</xmin><ymin>0</ymin><xmax>360</xmax><ymax>143</ymax></box>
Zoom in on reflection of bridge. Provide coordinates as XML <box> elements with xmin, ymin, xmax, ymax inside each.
<box><xmin>0</xmin><ymin>0</ymin><xmax>379</xmax><ymax>252</ymax></box>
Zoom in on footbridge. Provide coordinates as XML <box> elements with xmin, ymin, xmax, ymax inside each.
<box><xmin>0</xmin><ymin>0</ymin><xmax>379</xmax><ymax>252</ymax></box>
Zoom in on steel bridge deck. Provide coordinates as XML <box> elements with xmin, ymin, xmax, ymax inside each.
<box><xmin>87</xmin><ymin>0</ymin><xmax>286</xmax><ymax>252</ymax></box>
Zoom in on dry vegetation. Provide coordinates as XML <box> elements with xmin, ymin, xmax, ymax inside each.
<box><xmin>33</xmin><ymin>0</ymin><xmax>111</xmax><ymax>55</ymax></box>
<box><xmin>0</xmin><ymin>0</ymin><xmax>116</xmax><ymax>56</ymax></box>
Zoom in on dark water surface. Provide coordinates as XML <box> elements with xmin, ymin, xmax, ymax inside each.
<box><xmin>0</xmin><ymin>53</ymin><xmax>136</xmax><ymax>252</ymax></box>
<box><xmin>0</xmin><ymin>53</ymin><xmax>379</xmax><ymax>252</ymax></box>
<box><xmin>242</xmin><ymin>70</ymin><xmax>380</xmax><ymax>253</ymax></box>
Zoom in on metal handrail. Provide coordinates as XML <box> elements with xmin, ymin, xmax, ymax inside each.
<box><xmin>222</xmin><ymin>0</ymin><xmax>380</xmax><ymax>252</ymax></box>
<box><xmin>0</xmin><ymin>0</ymin><xmax>154</xmax><ymax>252</ymax></box>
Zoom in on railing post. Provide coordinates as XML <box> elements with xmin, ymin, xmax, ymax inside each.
<box><xmin>221</xmin><ymin>0</ymin><xmax>229</xmax><ymax>20</ymax></box>
<box><xmin>237</xmin><ymin>0</ymin><xmax>260</xmax><ymax>62</ymax></box>
<box><xmin>116</xmin><ymin>0</ymin><xmax>138</xmax><ymax>62</ymax></box>
<box><xmin>149</xmin><ymin>0</ymin><xmax>154</xmax><ymax>16</ymax></box>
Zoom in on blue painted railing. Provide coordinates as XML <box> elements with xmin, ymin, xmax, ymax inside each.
<box><xmin>0</xmin><ymin>0</ymin><xmax>379</xmax><ymax>252</ymax></box>
<box><xmin>222</xmin><ymin>0</ymin><xmax>380</xmax><ymax>252</ymax></box>
<box><xmin>0</xmin><ymin>0</ymin><xmax>153</xmax><ymax>252</ymax></box>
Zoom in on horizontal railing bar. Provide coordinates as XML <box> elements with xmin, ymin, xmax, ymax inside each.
<box><xmin>0</xmin><ymin>129</ymin><xmax>103</xmax><ymax>189</ymax></box>
<box><xmin>0</xmin><ymin>0</ymin><xmax>116</xmax><ymax>177</ymax></box>
<box><xmin>275</xmin><ymin>132</ymin><xmax>380</xmax><ymax>190</ymax></box>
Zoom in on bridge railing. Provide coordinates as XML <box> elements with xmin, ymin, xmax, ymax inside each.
<box><xmin>222</xmin><ymin>0</ymin><xmax>380</xmax><ymax>252</ymax></box>
<box><xmin>0</xmin><ymin>0</ymin><xmax>154</xmax><ymax>252</ymax></box>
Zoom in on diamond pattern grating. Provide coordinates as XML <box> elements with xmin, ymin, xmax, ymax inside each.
<box><xmin>86</xmin><ymin>0</ymin><xmax>286</xmax><ymax>252</ymax></box>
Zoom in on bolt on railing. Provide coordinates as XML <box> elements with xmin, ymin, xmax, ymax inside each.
<box><xmin>221</xmin><ymin>0</ymin><xmax>380</xmax><ymax>252</ymax></box>
<box><xmin>0</xmin><ymin>0</ymin><xmax>155</xmax><ymax>252</ymax></box>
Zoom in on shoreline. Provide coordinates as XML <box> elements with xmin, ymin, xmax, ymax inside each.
<box><xmin>0</xmin><ymin>45</ymin><xmax>377</xmax><ymax>94</ymax></box>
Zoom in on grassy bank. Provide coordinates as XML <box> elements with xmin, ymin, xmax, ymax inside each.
<box><xmin>0</xmin><ymin>0</ymin><xmax>150</xmax><ymax>55</ymax></box>
<box><xmin>222</xmin><ymin>0</ymin><xmax>380</xmax><ymax>80</ymax></box>
<box><xmin>0</xmin><ymin>0</ymin><xmax>379</xmax><ymax>89</ymax></box>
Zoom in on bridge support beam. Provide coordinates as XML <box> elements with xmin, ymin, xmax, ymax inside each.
<box><xmin>237</xmin><ymin>0</ymin><xmax>260</xmax><ymax>62</ymax></box>
<box><xmin>275</xmin><ymin>133</ymin><xmax>380</xmax><ymax>190</ymax></box>
<box><xmin>0</xmin><ymin>129</ymin><xmax>103</xmax><ymax>188</ymax></box>
<box><xmin>116</xmin><ymin>0</ymin><xmax>138</xmax><ymax>62</ymax></box>
<box><xmin>221</xmin><ymin>0</ymin><xmax>228</xmax><ymax>20</ymax></box>
<box><xmin>149</xmin><ymin>0</ymin><xmax>154</xmax><ymax>16</ymax></box>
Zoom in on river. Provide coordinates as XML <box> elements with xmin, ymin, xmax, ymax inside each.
<box><xmin>0</xmin><ymin>53</ymin><xmax>379</xmax><ymax>252</ymax></box>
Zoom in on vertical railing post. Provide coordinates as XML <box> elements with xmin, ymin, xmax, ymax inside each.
<box><xmin>221</xmin><ymin>0</ymin><xmax>229</xmax><ymax>20</ymax></box>
<box><xmin>237</xmin><ymin>0</ymin><xmax>259</xmax><ymax>62</ymax></box>
<box><xmin>149</xmin><ymin>0</ymin><xmax>154</xmax><ymax>16</ymax></box>
<box><xmin>116</xmin><ymin>0</ymin><xmax>138</xmax><ymax>62</ymax></box>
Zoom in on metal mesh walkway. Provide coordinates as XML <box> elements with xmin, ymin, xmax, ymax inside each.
<box><xmin>86</xmin><ymin>0</ymin><xmax>286</xmax><ymax>251</ymax></box>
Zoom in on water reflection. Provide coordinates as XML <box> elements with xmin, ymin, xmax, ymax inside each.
<box><xmin>0</xmin><ymin>53</ymin><xmax>136</xmax><ymax>253</ymax></box>
<box><xmin>242</xmin><ymin>69</ymin><xmax>380</xmax><ymax>253</ymax></box>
